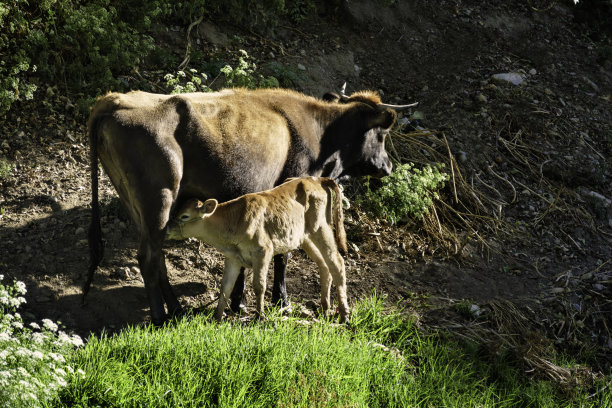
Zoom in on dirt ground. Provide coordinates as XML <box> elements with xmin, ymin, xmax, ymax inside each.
<box><xmin>1</xmin><ymin>0</ymin><xmax>610</xmax><ymax>369</ymax></box>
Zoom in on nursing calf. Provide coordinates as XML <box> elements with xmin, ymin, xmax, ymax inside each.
<box><xmin>166</xmin><ymin>177</ymin><xmax>350</xmax><ymax>322</ymax></box>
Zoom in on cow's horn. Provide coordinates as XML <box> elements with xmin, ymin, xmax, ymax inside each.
<box><xmin>378</xmin><ymin>102</ymin><xmax>419</xmax><ymax>110</ymax></box>
<box><xmin>340</xmin><ymin>82</ymin><xmax>348</xmax><ymax>97</ymax></box>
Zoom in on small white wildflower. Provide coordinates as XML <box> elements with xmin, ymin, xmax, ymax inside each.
<box><xmin>15</xmin><ymin>281</ymin><xmax>27</xmax><ymax>295</ymax></box>
<box><xmin>42</xmin><ymin>319</ymin><xmax>58</xmax><ymax>332</ymax></box>
<box><xmin>29</xmin><ymin>322</ymin><xmax>40</xmax><ymax>330</ymax></box>
<box><xmin>12</xmin><ymin>321</ymin><xmax>23</xmax><ymax>330</ymax></box>
<box><xmin>19</xmin><ymin>379</ymin><xmax>31</xmax><ymax>388</ymax></box>
<box><xmin>71</xmin><ymin>334</ymin><xmax>84</xmax><ymax>347</ymax></box>
<box><xmin>49</xmin><ymin>353</ymin><xmax>65</xmax><ymax>363</ymax></box>
<box><xmin>0</xmin><ymin>332</ymin><xmax>10</xmax><ymax>341</ymax></box>
<box><xmin>65</xmin><ymin>366</ymin><xmax>74</xmax><ymax>374</ymax></box>
<box><xmin>17</xmin><ymin>366</ymin><xmax>30</xmax><ymax>377</ymax></box>
<box><xmin>77</xmin><ymin>369</ymin><xmax>85</xmax><ymax>379</ymax></box>
<box><xmin>56</xmin><ymin>377</ymin><xmax>67</xmax><ymax>387</ymax></box>
<box><xmin>57</xmin><ymin>331</ymin><xmax>71</xmax><ymax>345</ymax></box>
<box><xmin>27</xmin><ymin>393</ymin><xmax>38</xmax><ymax>402</ymax></box>
<box><xmin>177</xmin><ymin>70</ymin><xmax>186</xmax><ymax>77</ymax></box>
<box><xmin>31</xmin><ymin>350</ymin><xmax>44</xmax><ymax>360</ymax></box>
<box><xmin>0</xmin><ymin>274</ymin><xmax>4</xmax><ymax>281</ymax></box>
<box><xmin>0</xmin><ymin>370</ymin><xmax>11</xmax><ymax>378</ymax></box>
<box><xmin>31</xmin><ymin>332</ymin><xmax>45</xmax><ymax>345</ymax></box>
<box><xmin>55</xmin><ymin>368</ymin><xmax>66</xmax><ymax>377</ymax></box>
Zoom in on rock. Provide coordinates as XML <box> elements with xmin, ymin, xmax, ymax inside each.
<box><xmin>297</xmin><ymin>63</ymin><xmax>306</xmax><ymax>71</ymax></box>
<box><xmin>475</xmin><ymin>93</ymin><xmax>488</xmax><ymax>103</ymax></box>
<box><xmin>491</xmin><ymin>72</ymin><xmax>524</xmax><ymax>86</ymax></box>
<box><xmin>529</xmin><ymin>68</ymin><xmax>537</xmax><ymax>75</ymax></box>
<box><xmin>75</xmin><ymin>227</ymin><xmax>85</xmax><ymax>235</ymax></box>
<box><xmin>582</xmin><ymin>76</ymin><xmax>599</xmax><ymax>92</ymax></box>
<box><xmin>130</xmin><ymin>266</ymin><xmax>141</xmax><ymax>276</ymax></box>
<box><xmin>115</xmin><ymin>267</ymin><xmax>131</xmax><ymax>280</ymax></box>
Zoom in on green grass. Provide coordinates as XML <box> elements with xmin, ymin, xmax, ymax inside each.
<box><xmin>53</xmin><ymin>295</ymin><xmax>610</xmax><ymax>407</ymax></box>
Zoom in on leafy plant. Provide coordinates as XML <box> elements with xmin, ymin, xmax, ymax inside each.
<box><xmin>360</xmin><ymin>162</ymin><xmax>449</xmax><ymax>224</ymax></box>
<box><xmin>0</xmin><ymin>158</ymin><xmax>14</xmax><ymax>180</ymax></box>
<box><xmin>164</xmin><ymin>69</ymin><xmax>213</xmax><ymax>94</ymax></box>
<box><xmin>220</xmin><ymin>50</ymin><xmax>279</xmax><ymax>89</ymax></box>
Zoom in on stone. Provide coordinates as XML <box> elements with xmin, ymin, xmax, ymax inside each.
<box><xmin>297</xmin><ymin>64</ymin><xmax>306</xmax><ymax>71</ymax></box>
<box><xmin>491</xmin><ymin>72</ymin><xmax>524</xmax><ymax>86</ymax></box>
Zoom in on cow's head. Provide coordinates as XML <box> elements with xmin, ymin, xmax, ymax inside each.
<box><xmin>322</xmin><ymin>90</ymin><xmax>395</xmax><ymax>179</ymax></box>
<box><xmin>323</xmin><ymin>87</ymin><xmax>418</xmax><ymax>180</ymax></box>
<box><xmin>166</xmin><ymin>198</ymin><xmax>218</xmax><ymax>240</ymax></box>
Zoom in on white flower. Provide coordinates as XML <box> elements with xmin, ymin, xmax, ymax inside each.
<box><xmin>49</xmin><ymin>353</ymin><xmax>65</xmax><ymax>363</ymax></box>
<box><xmin>57</xmin><ymin>331</ymin><xmax>71</xmax><ymax>345</ymax></box>
<box><xmin>42</xmin><ymin>319</ymin><xmax>58</xmax><ymax>332</ymax></box>
<box><xmin>55</xmin><ymin>368</ymin><xmax>66</xmax><ymax>377</ymax></box>
<box><xmin>77</xmin><ymin>369</ymin><xmax>85</xmax><ymax>379</ymax></box>
<box><xmin>0</xmin><ymin>332</ymin><xmax>10</xmax><ymax>341</ymax></box>
<box><xmin>12</xmin><ymin>321</ymin><xmax>23</xmax><ymax>330</ymax></box>
<box><xmin>15</xmin><ymin>281</ymin><xmax>27</xmax><ymax>295</ymax></box>
<box><xmin>71</xmin><ymin>334</ymin><xmax>84</xmax><ymax>347</ymax></box>
<box><xmin>29</xmin><ymin>322</ymin><xmax>40</xmax><ymax>330</ymax></box>
<box><xmin>31</xmin><ymin>332</ymin><xmax>45</xmax><ymax>345</ymax></box>
<box><xmin>31</xmin><ymin>351</ymin><xmax>44</xmax><ymax>360</ymax></box>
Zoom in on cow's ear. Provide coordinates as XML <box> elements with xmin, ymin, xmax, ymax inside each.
<box><xmin>201</xmin><ymin>199</ymin><xmax>218</xmax><ymax>216</ymax></box>
<box><xmin>322</xmin><ymin>92</ymin><xmax>340</xmax><ymax>103</ymax></box>
<box><xmin>367</xmin><ymin>108</ymin><xmax>397</xmax><ymax>130</ymax></box>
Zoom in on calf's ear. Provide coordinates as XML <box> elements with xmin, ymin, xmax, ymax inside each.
<box><xmin>201</xmin><ymin>199</ymin><xmax>218</xmax><ymax>216</ymax></box>
<box><xmin>366</xmin><ymin>108</ymin><xmax>397</xmax><ymax>130</ymax></box>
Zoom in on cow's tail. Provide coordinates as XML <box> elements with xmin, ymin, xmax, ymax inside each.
<box><xmin>82</xmin><ymin>106</ymin><xmax>106</xmax><ymax>304</ymax></box>
<box><xmin>323</xmin><ymin>178</ymin><xmax>348</xmax><ymax>255</ymax></box>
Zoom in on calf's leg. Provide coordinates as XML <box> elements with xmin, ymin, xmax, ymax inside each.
<box><xmin>301</xmin><ymin>240</ymin><xmax>333</xmax><ymax>315</ymax></box>
<box><xmin>216</xmin><ymin>258</ymin><xmax>242</xmax><ymax>321</ymax></box>
<box><xmin>252</xmin><ymin>252</ymin><xmax>273</xmax><ymax>318</ymax></box>
<box><xmin>311</xmin><ymin>229</ymin><xmax>350</xmax><ymax>323</ymax></box>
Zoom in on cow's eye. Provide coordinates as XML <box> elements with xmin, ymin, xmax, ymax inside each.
<box><xmin>180</xmin><ymin>214</ymin><xmax>190</xmax><ymax>221</ymax></box>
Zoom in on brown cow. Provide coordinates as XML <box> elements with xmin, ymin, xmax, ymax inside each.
<box><xmin>166</xmin><ymin>177</ymin><xmax>349</xmax><ymax>322</ymax></box>
<box><xmin>84</xmin><ymin>87</ymin><xmax>405</xmax><ymax>324</ymax></box>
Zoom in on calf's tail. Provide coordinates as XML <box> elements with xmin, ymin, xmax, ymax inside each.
<box><xmin>82</xmin><ymin>112</ymin><xmax>105</xmax><ymax>304</ymax></box>
<box><xmin>323</xmin><ymin>178</ymin><xmax>348</xmax><ymax>254</ymax></box>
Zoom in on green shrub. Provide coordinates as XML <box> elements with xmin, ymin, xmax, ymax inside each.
<box><xmin>220</xmin><ymin>50</ymin><xmax>279</xmax><ymax>89</ymax></box>
<box><xmin>0</xmin><ymin>158</ymin><xmax>14</xmax><ymax>180</ymax></box>
<box><xmin>360</xmin><ymin>163</ymin><xmax>449</xmax><ymax>224</ymax></box>
<box><xmin>164</xmin><ymin>69</ymin><xmax>213</xmax><ymax>94</ymax></box>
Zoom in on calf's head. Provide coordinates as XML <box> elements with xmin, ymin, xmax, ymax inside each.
<box><xmin>166</xmin><ymin>198</ymin><xmax>218</xmax><ymax>240</ymax></box>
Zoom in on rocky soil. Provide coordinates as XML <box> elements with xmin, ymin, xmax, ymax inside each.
<box><xmin>1</xmin><ymin>0</ymin><xmax>610</xmax><ymax>372</ymax></box>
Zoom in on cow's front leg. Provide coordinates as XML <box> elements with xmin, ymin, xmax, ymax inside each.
<box><xmin>138</xmin><ymin>237</ymin><xmax>167</xmax><ymax>326</ymax></box>
<box><xmin>271</xmin><ymin>253</ymin><xmax>290</xmax><ymax>308</ymax></box>
<box><xmin>229</xmin><ymin>268</ymin><xmax>247</xmax><ymax>313</ymax></box>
